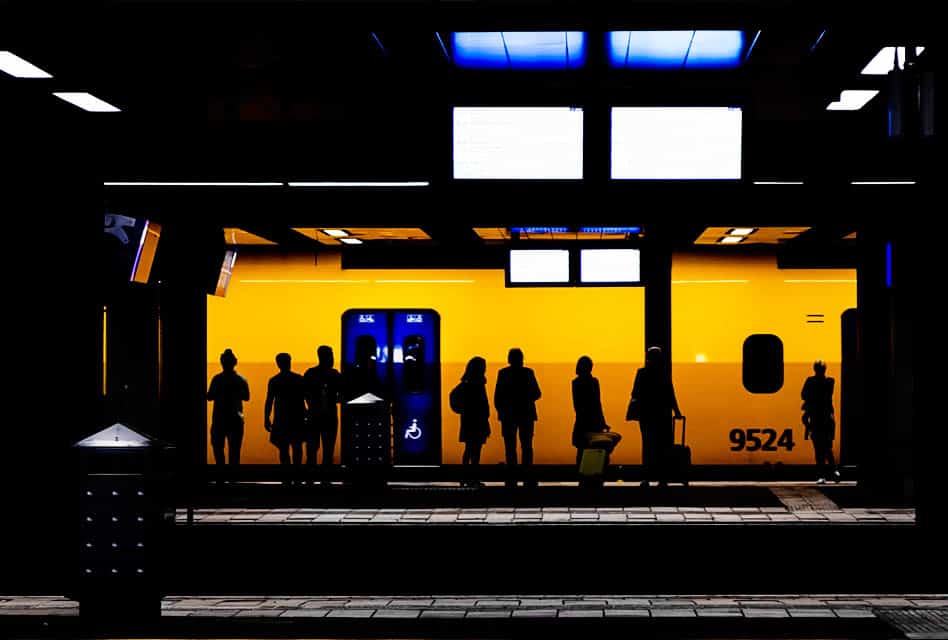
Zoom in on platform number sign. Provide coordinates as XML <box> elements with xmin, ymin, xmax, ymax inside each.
<box><xmin>729</xmin><ymin>428</ymin><xmax>795</xmax><ymax>452</ymax></box>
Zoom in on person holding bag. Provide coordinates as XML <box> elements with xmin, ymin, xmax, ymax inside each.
<box><xmin>452</xmin><ymin>356</ymin><xmax>491</xmax><ymax>487</ymax></box>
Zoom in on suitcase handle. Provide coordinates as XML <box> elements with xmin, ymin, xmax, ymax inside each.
<box><xmin>674</xmin><ymin>415</ymin><xmax>686</xmax><ymax>445</ymax></box>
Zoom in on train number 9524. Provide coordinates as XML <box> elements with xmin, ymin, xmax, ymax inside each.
<box><xmin>729</xmin><ymin>428</ymin><xmax>795</xmax><ymax>452</ymax></box>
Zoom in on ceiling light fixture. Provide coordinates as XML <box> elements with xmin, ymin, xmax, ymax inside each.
<box><xmin>53</xmin><ymin>92</ymin><xmax>121</xmax><ymax>112</ymax></box>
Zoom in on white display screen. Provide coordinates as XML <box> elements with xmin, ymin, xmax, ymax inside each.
<box><xmin>580</xmin><ymin>249</ymin><xmax>641</xmax><ymax>283</ymax></box>
<box><xmin>508</xmin><ymin>249</ymin><xmax>571</xmax><ymax>284</ymax></box>
<box><xmin>454</xmin><ymin>107</ymin><xmax>584</xmax><ymax>179</ymax></box>
<box><xmin>611</xmin><ymin>107</ymin><xmax>742</xmax><ymax>179</ymax></box>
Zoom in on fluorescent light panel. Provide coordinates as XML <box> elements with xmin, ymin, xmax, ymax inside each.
<box><xmin>508</xmin><ymin>249</ymin><xmax>570</xmax><ymax>283</ymax></box>
<box><xmin>0</xmin><ymin>51</ymin><xmax>52</xmax><ymax>78</ymax></box>
<box><xmin>719</xmin><ymin>236</ymin><xmax>744</xmax><ymax>244</ymax></box>
<box><xmin>322</xmin><ymin>229</ymin><xmax>349</xmax><ymax>237</ymax></box>
<box><xmin>454</xmin><ymin>107</ymin><xmax>584</xmax><ymax>179</ymax></box>
<box><xmin>851</xmin><ymin>180</ymin><xmax>915</xmax><ymax>185</ymax></box>
<box><xmin>754</xmin><ymin>181</ymin><xmax>804</xmax><ymax>185</ymax></box>
<box><xmin>104</xmin><ymin>181</ymin><xmax>283</xmax><ymax>186</ymax></box>
<box><xmin>580</xmin><ymin>249</ymin><xmax>641</xmax><ymax>283</ymax></box>
<box><xmin>728</xmin><ymin>228</ymin><xmax>756</xmax><ymax>236</ymax></box>
<box><xmin>452</xmin><ymin>32</ymin><xmax>587</xmax><ymax>70</ymax></box>
<box><xmin>53</xmin><ymin>92</ymin><xmax>120</xmax><ymax>112</ymax></box>
<box><xmin>826</xmin><ymin>90</ymin><xmax>879</xmax><ymax>111</ymax></box>
<box><xmin>339</xmin><ymin>237</ymin><xmax>363</xmax><ymax>245</ymax></box>
<box><xmin>608</xmin><ymin>31</ymin><xmax>746</xmax><ymax>69</ymax></box>
<box><xmin>862</xmin><ymin>46</ymin><xmax>926</xmax><ymax>75</ymax></box>
<box><xmin>611</xmin><ymin>107</ymin><xmax>742</xmax><ymax>179</ymax></box>
<box><xmin>287</xmin><ymin>181</ymin><xmax>429</xmax><ymax>187</ymax></box>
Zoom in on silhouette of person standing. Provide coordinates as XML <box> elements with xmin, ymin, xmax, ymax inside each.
<box><xmin>303</xmin><ymin>346</ymin><xmax>343</xmax><ymax>477</ymax></box>
<box><xmin>630</xmin><ymin>346</ymin><xmax>681</xmax><ymax>488</ymax></box>
<box><xmin>802</xmin><ymin>360</ymin><xmax>840</xmax><ymax>484</ymax></box>
<box><xmin>207</xmin><ymin>348</ymin><xmax>250</xmax><ymax>466</ymax></box>
<box><xmin>494</xmin><ymin>348</ymin><xmax>542</xmax><ymax>488</ymax></box>
<box><xmin>572</xmin><ymin>356</ymin><xmax>608</xmax><ymax>466</ymax></box>
<box><xmin>265</xmin><ymin>353</ymin><xmax>306</xmax><ymax>469</ymax></box>
<box><xmin>457</xmin><ymin>356</ymin><xmax>491</xmax><ymax>487</ymax></box>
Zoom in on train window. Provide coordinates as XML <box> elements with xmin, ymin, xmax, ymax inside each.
<box><xmin>743</xmin><ymin>334</ymin><xmax>784</xmax><ymax>393</ymax></box>
<box><xmin>403</xmin><ymin>335</ymin><xmax>425</xmax><ymax>393</ymax></box>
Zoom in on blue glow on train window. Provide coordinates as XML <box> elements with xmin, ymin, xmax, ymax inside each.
<box><xmin>885</xmin><ymin>242</ymin><xmax>893</xmax><ymax>288</ymax></box>
<box><xmin>452</xmin><ymin>32</ymin><xmax>587</xmax><ymax>69</ymax></box>
<box><xmin>608</xmin><ymin>30</ymin><xmax>746</xmax><ymax>69</ymax></box>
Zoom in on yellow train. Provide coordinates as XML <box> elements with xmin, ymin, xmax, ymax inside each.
<box><xmin>207</xmin><ymin>250</ymin><xmax>854</xmax><ymax>467</ymax></box>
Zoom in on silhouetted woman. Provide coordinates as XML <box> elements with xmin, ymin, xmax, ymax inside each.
<box><xmin>571</xmin><ymin>356</ymin><xmax>608</xmax><ymax>466</ymax></box>
<box><xmin>457</xmin><ymin>356</ymin><xmax>491</xmax><ymax>487</ymax></box>
<box><xmin>802</xmin><ymin>360</ymin><xmax>840</xmax><ymax>484</ymax></box>
<box><xmin>629</xmin><ymin>346</ymin><xmax>681</xmax><ymax>488</ymax></box>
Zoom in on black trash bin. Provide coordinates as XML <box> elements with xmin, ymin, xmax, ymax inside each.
<box><xmin>341</xmin><ymin>393</ymin><xmax>391</xmax><ymax>487</ymax></box>
<box><xmin>73</xmin><ymin>423</ymin><xmax>173</xmax><ymax>621</ymax></box>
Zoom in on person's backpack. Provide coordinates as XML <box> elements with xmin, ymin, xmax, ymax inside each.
<box><xmin>449</xmin><ymin>382</ymin><xmax>465</xmax><ymax>415</ymax></box>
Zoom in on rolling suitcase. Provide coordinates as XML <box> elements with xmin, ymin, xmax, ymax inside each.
<box><xmin>668</xmin><ymin>416</ymin><xmax>691</xmax><ymax>486</ymax></box>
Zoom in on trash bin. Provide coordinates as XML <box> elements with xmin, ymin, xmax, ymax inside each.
<box><xmin>341</xmin><ymin>393</ymin><xmax>391</xmax><ymax>486</ymax></box>
<box><xmin>73</xmin><ymin>423</ymin><xmax>172</xmax><ymax>621</ymax></box>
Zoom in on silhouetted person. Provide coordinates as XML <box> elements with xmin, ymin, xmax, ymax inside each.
<box><xmin>630</xmin><ymin>346</ymin><xmax>681</xmax><ymax>488</ymax></box>
<box><xmin>457</xmin><ymin>356</ymin><xmax>491</xmax><ymax>487</ymax></box>
<box><xmin>303</xmin><ymin>346</ymin><xmax>343</xmax><ymax>478</ymax></box>
<box><xmin>207</xmin><ymin>348</ymin><xmax>250</xmax><ymax>466</ymax></box>
<box><xmin>265</xmin><ymin>353</ymin><xmax>306</xmax><ymax>470</ymax></box>
<box><xmin>494</xmin><ymin>348</ymin><xmax>541</xmax><ymax>488</ymax></box>
<box><xmin>802</xmin><ymin>360</ymin><xmax>839</xmax><ymax>484</ymax></box>
<box><xmin>572</xmin><ymin>356</ymin><xmax>608</xmax><ymax>466</ymax></box>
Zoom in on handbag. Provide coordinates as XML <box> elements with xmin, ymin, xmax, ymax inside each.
<box><xmin>625</xmin><ymin>397</ymin><xmax>641</xmax><ymax>421</ymax></box>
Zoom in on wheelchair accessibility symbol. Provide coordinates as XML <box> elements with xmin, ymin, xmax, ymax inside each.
<box><xmin>404</xmin><ymin>419</ymin><xmax>422</xmax><ymax>441</ymax></box>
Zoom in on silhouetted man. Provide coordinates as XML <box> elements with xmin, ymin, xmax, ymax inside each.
<box><xmin>494</xmin><ymin>348</ymin><xmax>542</xmax><ymax>488</ymax></box>
<box><xmin>265</xmin><ymin>353</ymin><xmax>306</xmax><ymax>470</ymax></box>
<box><xmin>802</xmin><ymin>360</ymin><xmax>840</xmax><ymax>484</ymax></box>
<box><xmin>304</xmin><ymin>346</ymin><xmax>343</xmax><ymax>477</ymax></box>
<box><xmin>207</xmin><ymin>348</ymin><xmax>250</xmax><ymax>466</ymax></box>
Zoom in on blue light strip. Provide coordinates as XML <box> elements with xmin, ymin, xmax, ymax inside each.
<box><xmin>510</xmin><ymin>227</ymin><xmax>571</xmax><ymax>234</ymax></box>
<box><xmin>744</xmin><ymin>30</ymin><xmax>761</xmax><ymax>63</ymax></box>
<box><xmin>370</xmin><ymin>32</ymin><xmax>386</xmax><ymax>56</ymax></box>
<box><xmin>580</xmin><ymin>227</ymin><xmax>642</xmax><ymax>234</ymax></box>
<box><xmin>885</xmin><ymin>242</ymin><xmax>893</xmax><ymax>287</ymax></box>
<box><xmin>435</xmin><ymin>32</ymin><xmax>451</xmax><ymax>62</ymax></box>
<box><xmin>452</xmin><ymin>32</ymin><xmax>587</xmax><ymax>70</ymax></box>
<box><xmin>810</xmin><ymin>29</ymin><xmax>827</xmax><ymax>53</ymax></box>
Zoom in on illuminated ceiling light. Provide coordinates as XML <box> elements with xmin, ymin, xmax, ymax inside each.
<box><xmin>851</xmin><ymin>180</ymin><xmax>916</xmax><ymax>185</ymax></box>
<box><xmin>719</xmin><ymin>236</ymin><xmax>744</xmax><ymax>244</ymax></box>
<box><xmin>322</xmin><ymin>229</ymin><xmax>349</xmax><ymax>237</ymax></box>
<box><xmin>53</xmin><ymin>92</ymin><xmax>121</xmax><ymax>112</ymax></box>
<box><xmin>728</xmin><ymin>228</ymin><xmax>756</xmax><ymax>236</ymax></box>
<box><xmin>695</xmin><ymin>353</ymin><xmax>707</xmax><ymax>363</ymax></box>
<box><xmin>753</xmin><ymin>181</ymin><xmax>804</xmax><ymax>185</ymax></box>
<box><xmin>861</xmin><ymin>46</ymin><xmax>926</xmax><ymax>75</ymax></box>
<box><xmin>104</xmin><ymin>181</ymin><xmax>283</xmax><ymax>186</ymax></box>
<box><xmin>287</xmin><ymin>181</ymin><xmax>429</xmax><ymax>187</ymax></box>
<box><xmin>0</xmin><ymin>51</ymin><xmax>52</xmax><ymax>78</ymax></box>
<box><xmin>826</xmin><ymin>90</ymin><xmax>879</xmax><ymax>111</ymax></box>
<box><xmin>608</xmin><ymin>30</ymin><xmax>746</xmax><ymax>69</ymax></box>
<box><xmin>452</xmin><ymin>32</ymin><xmax>587</xmax><ymax>70</ymax></box>
<box><xmin>339</xmin><ymin>237</ymin><xmax>363</xmax><ymax>245</ymax></box>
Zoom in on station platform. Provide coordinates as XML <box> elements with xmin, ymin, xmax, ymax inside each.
<box><xmin>2</xmin><ymin>593</ymin><xmax>946</xmax><ymax>639</ymax></box>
